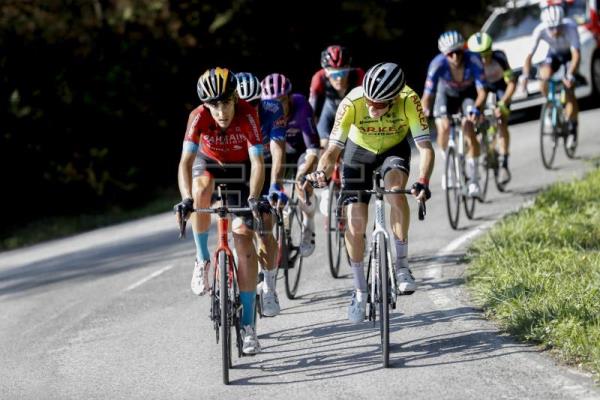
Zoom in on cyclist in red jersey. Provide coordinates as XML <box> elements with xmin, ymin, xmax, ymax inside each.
<box><xmin>175</xmin><ymin>67</ymin><xmax>269</xmax><ymax>354</ymax></box>
<box><xmin>309</xmin><ymin>45</ymin><xmax>365</xmax><ymax>148</ymax></box>
<box><xmin>309</xmin><ymin>45</ymin><xmax>365</xmax><ymax>216</ymax></box>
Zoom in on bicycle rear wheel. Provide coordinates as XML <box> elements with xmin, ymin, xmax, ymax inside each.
<box><xmin>327</xmin><ymin>181</ymin><xmax>344</xmax><ymax>278</ymax></box>
<box><xmin>540</xmin><ymin>102</ymin><xmax>558</xmax><ymax>169</ymax></box>
<box><xmin>284</xmin><ymin>206</ymin><xmax>303</xmax><ymax>299</ymax></box>
<box><xmin>375</xmin><ymin>236</ymin><xmax>390</xmax><ymax>368</ymax></box>
<box><xmin>218</xmin><ymin>252</ymin><xmax>231</xmax><ymax>385</ymax></box>
<box><xmin>445</xmin><ymin>147</ymin><xmax>460</xmax><ymax>229</ymax></box>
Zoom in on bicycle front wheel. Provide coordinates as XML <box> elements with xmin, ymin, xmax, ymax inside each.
<box><xmin>327</xmin><ymin>182</ymin><xmax>344</xmax><ymax>278</ymax></box>
<box><xmin>375</xmin><ymin>236</ymin><xmax>390</xmax><ymax>368</ymax></box>
<box><xmin>218</xmin><ymin>251</ymin><xmax>231</xmax><ymax>384</ymax></box>
<box><xmin>445</xmin><ymin>147</ymin><xmax>460</xmax><ymax>229</ymax></box>
<box><xmin>540</xmin><ymin>102</ymin><xmax>558</xmax><ymax>169</ymax></box>
<box><xmin>284</xmin><ymin>207</ymin><xmax>303</xmax><ymax>299</ymax></box>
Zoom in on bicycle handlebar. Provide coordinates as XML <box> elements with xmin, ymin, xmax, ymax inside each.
<box><xmin>281</xmin><ymin>177</ymin><xmax>311</xmax><ymax>206</ymax></box>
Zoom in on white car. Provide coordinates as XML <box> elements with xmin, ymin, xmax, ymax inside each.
<box><xmin>482</xmin><ymin>0</ymin><xmax>600</xmax><ymax>109</ymax></box>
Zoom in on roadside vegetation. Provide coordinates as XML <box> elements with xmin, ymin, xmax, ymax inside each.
<box><xmin>467</xmin><ymin>168</ymin><xmax>600</xmax><ymax>381</ymax></box>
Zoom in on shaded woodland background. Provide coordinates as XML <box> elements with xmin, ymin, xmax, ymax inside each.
<box><xmin>0</xmin><ymin>0</ymin><xmax>500</xmax><ymax>236</ymax></box>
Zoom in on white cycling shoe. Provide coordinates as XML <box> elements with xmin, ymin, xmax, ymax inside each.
<box><xmin>241</xmin><ymin>325</ymin><xmax>261</xmax><ymax>355</ymax></box>
<box><xmin>396</xmin><ymin>266</ymin><xmax>417</xmax><ymax>295</ymax></box>
<box><xmin>348</xmin><ymin>290</ymin><xmax>367</xmax><ymax>323</ymax></box>
<box><xmin>191</xmin><ymin>259</ymin><xmax>211</xmax><ymax>296</ymax></box>
<box><xmin>260</xmin><ymin>289</ymin><xmax>281</xmax><ymax>317</ymax></box>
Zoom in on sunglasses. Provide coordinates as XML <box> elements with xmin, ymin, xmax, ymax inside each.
<box><xmin>327</xmin><ymin>68</ymin><xmax>350</xmax><ymax>79</ymax></box>
<box><xmin>365</xmin><ymin>97</ymin><xmax>392</xmax><ymax>109</ymax></box>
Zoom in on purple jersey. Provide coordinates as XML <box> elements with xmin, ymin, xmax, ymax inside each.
<box><xmin>424</xmin><ymin>51</ymin><xmax>486</xmax><ymax>95</ymax></box>
<box><xmin>284</xmin><ymin>93</ymin><xmax>320</xmax><ymax>154</ymax></box>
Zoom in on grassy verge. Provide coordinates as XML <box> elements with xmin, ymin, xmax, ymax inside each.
<box><xmin>0</xmin><ymin>189</ymin><xmax>180</xmax><ymax>251</ymax></box>
<box><xmin>467</xmin><ymin>168</ymin><xmax>600</xmax><ymax>380</ymax></box>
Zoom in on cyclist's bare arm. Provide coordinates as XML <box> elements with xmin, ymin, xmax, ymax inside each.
<box><xmin>269</xmin><ymin>139</ymin><xmax>286</xmax><ymax>186</ymax></box>
<box><xmin>415</xmin><ymin>141</ymin><xmax>434</xmax><ymax>195</ymax></box>
<box><xmin>421</xmin><ymin>93</ymin><xmax>433</xmax><ymax>117</ymax></box>
<box><xmin>297</xmin><ymin>150</ymin><xmax>318</xmax><ymax>179</ymax></box>
<box><xmin>474</xmin><ymin>86</ymin><xmax>487</xmax><ymax>110</ymax></box>
<box><xmin>522</xmin><ymin>53</ymin><xmax>534</xmax><ymax>87</ymax></box>
<box><xmin>503</xmin><ymin>80</ymin><xmax>517</xmax><ymax>104</ymax></box>
<box><xmin>316</xmin><ymin>143</ymin><xmax>343</xmax><ymax>180</ymax></box>
<box><xmin>569</xmin><ymin>47</ymin><xmax>581</xmax><ymax>77</ymax></box>
<box><xmin>249</xmin><ymin>152</ymin><xmax>265</xmax><ymax>199</ymax></box>
<box><xmin>177</xmin><ymin>151</ymin><xmax>195</xmax><ymax>200</ymax></box>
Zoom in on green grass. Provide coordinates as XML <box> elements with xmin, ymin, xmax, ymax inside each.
<box><xmin>0</xmin><ymin>189</ymin><xmax>180</xmax><ymax>251</ymax></box>
<box><xmin>467</xmin><ymin>168</ymin><xmax>600</xmax><ymax>380</ymax></box>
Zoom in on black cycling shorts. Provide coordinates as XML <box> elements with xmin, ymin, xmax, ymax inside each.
<box><xmin>340</xmin><ymin>139</ymin><xmax>411</xmax><ymax>204</ymax></box>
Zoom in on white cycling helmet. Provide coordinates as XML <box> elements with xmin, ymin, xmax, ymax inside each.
<box><xmin>235</xmin><ymin>72</ymin><xmax>261</xmax><ymax>102</ymax></box>
<box><xmin>362</xmin><ymin>62</ymin><xmax>405</xmax><ymax>102</ymax></box>
<box><xmin>541</xmin><ymin>5</ymin><xmax>564</xmax><ymax>28</ymax></box>
<box><xmin>438</xmin><ymin>30</ymin><xmax>465</xmax><ymax>54</ymax></box>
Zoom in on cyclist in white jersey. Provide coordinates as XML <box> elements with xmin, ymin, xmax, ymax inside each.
<box><xmin>521</xmin><ymin>5</ymin><xmax>581</xmax><ymax>150</ymax></box>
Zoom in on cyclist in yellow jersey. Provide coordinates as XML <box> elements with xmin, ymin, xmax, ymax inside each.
<box><xmin>306</xmin><ymin>63</ymin><xmax>434</xmax><ymax>323</ymax></box>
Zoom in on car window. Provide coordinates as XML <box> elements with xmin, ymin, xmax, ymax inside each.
<box><xmin>487</xmin><ymin>5</ymin><xmax>541</xmax><ymax>41</ymax></box>
<box><xmin>486</xmin><ymin>0</ymin><xmax>589</xmax><ymax>42</ymax></box>
<box><xmin>565</xmin><ymin>0</ymin><xmax>589</xmax><ymax>24</ymax></box>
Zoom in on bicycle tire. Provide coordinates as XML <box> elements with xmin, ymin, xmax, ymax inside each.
<box><xmin>445</xmin><ymin>147</ymin><xmax>460</xmax><ymax>230</ymax></box>
<box><xmin>219</xmin><ymin>251</ymin><xmax>231</xmax><ymax>385</ymax></box>
<box><xmin>540</xmin><ymin>102</ymin><xmax>558</xmax><ymax>169</ymax></box>
<box><xmin>376</xmin><ymin>235</ymin><xmax>390</xmax><ymax>368</ymax></box>
<box><xmin>284</xmin><ymin>206</ymin><xmax>303</xmax><ymax>299</ymax></box>
<box><xmin>327</xmin><ymin>182</ymin><xmax>344</xmax><ymax>278</ymax></box>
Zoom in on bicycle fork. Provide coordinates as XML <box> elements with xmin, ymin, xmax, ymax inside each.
<box><xmin>369</xmin><ymin>198</ymin><xmax>396</xmax><ymax>306</ymax></box>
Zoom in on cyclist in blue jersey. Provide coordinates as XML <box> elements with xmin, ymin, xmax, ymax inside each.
<box><xmin>421</xmin><ymin>31</ymin><xmax>488</xmax><ymax>199</ymax></box>
<box><xmin>236</xmin><ymin>72</ymin><xmax>282</xmax><ymax>318</ymax></box>
<box><xmin>262</xmin><ymin>73</ymin><xmax>321</xmax><ymax>259</ymax></box>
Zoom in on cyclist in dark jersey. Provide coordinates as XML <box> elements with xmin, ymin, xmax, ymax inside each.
<box><xmin>174</xmin><ymin>67</ymin><xmax>267</xmax><ymax>354</ymax></box>
<box><xmin>468</xmin><ymin>32</ymin><xmax>516</xmax><ymax>187</ymax></box>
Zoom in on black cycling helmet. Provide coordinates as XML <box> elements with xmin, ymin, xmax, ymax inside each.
<box><xmin>362</xmin><ymin>62</ymin><xmax>405</xmax><ymax>102</ymax></box>
<box><xmin>197</xmin><ymin>67</ymin><xmax>237</xmax><ymax>102</ymax></box>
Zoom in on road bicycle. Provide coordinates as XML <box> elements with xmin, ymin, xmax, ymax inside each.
<box><xmin>275</xmin><ymin>178</ymin><xmax>312</xmax><ymax>299</ymax></box>
<box><xmin>477</xmin><ymin>93</ymin><xmax>507</xmax><ymax>194</ymax></box>
<box><xmin>444</xmin><ymin>113</ymin><xmax>478</xmax><ymax>230</ymax></box>
<box><xmin>358</xmin><ymin>169</ymin><xmax>425</xmax><ymax>368</ymax></box>
<box><xmin>540</xmin><ymin>77</ymin><xmax>577</xmax><ymax>169</ymax></box>
<box><xmin>176</xmin><ymin>185</ymin><xmax>259</xmax><ymax>385</ymax></box>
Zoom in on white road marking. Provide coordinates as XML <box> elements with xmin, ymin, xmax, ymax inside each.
<box><xmin>124</xmin><ymin>265</ymin><xmax>174</xmax><ymax>292</ymax></box>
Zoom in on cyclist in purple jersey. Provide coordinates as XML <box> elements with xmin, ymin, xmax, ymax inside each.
<box><xmin>262</xmin><ymin>73</ymin><xmax>320</xmax><ymax>258</ymax></box>
<box><xmin>421</xmin><ymin>30</ymin><xmax>488</xmax><ymax>199</ymax></box>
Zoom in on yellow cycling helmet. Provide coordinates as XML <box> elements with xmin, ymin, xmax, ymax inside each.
<box><xmin>467</xmin><ymin>32</ymin><xmax>493</xmax><ymax>53</ymax></box>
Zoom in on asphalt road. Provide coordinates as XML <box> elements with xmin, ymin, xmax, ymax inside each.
<box><xmin>2</xmin><ymin>108</ymin><xmax>600</xmax><ymax>399</ymax></box>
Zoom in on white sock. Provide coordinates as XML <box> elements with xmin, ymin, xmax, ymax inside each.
<box><xmin>263</xmin><ymin>268</ymin><xmax>277</xmax><ymax>292</ymax></box>
<box><xmin>395</xmin><ymin>239</ymin><xmax>408</xmax><ymax>271</ymax></box>
<box><xmin>350</xmin><ymin>260</ymin><xmax>367</xmax><ymax>292</ymax></box>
